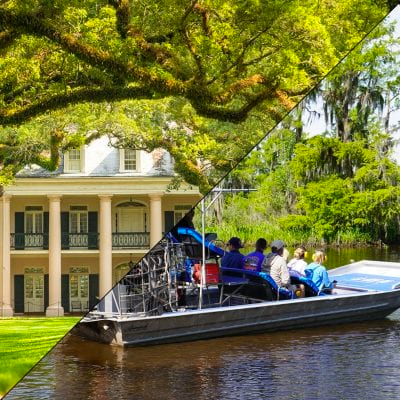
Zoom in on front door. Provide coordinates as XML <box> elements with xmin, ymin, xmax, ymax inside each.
<box><xmin>70</xmin><ymin>274</ymin><xmax>89</xmax><ymax>312</ymax></box>
<box><xmin>24</xmin><ymin>275</ymin><xmax>44</xmax><ymax>312</ymax></box>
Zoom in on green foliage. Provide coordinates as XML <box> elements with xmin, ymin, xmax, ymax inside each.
<box><xmin>0</xmin><ymin>97</ymin><xmax>267</xmax><ymax>192</ymax></box>
<box><xmin>296</xmin><ymin>176</ymin><xmax>355</xmax><ymax>240</ymax></box>
<box><xmin>211</xmin><ymin>128</ymin><xmax>400</xmax><ymax>245</ymax></box>
<box><xmin>207</xmin><ymin>220</ymin><xmax>317</xmax><ymax>249</ymax></box>
<box><xmin>0</xmin><ymin>0</ymin><xmax>391</xmax><ymax>190</ymax></box>
<box><xmin>278</xmin><ymin>214</ymin><xmax>312</xmax><ymax>235</ymax></box>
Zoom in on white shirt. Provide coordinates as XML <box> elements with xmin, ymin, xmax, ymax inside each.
<box><xmin>287</xmin><ymin>258</ymin><xmax>307</xmax><ymax>277</ymax></box>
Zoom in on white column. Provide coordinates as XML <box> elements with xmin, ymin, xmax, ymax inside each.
<box><xmin>1</xmin><ymin>195</ymin><xmax>13</xmax><ymax>316</ymax></box>
<box><xmin>99</xmin><ymin>195</ymin><xmax>113</xmax><ymax>298</ymax></box>
<box><xmin>46</xmin><ymin>195</ymin><xmax>64</xmax><ymax>316</ymax></box>
<box><xmin>149</xmin><ymin>193</ymin><xmax>163</xmax><ymax>248</ymax></box>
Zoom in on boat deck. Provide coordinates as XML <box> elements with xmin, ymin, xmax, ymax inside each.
<box><xmin>333</xmin><ymin>273</ymin><xmax>400</xmax><ymax>292</ymax></box>
<box><xmin>329</xmin><ymin>260</ymin><xmax>400</xmax><ymax>293</ymax></box>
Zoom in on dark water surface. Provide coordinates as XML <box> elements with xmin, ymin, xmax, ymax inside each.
<box><xmin>6</xmin><ymin>247</ymin><xmax>400</xmax><ymax>400</ymax></box>
<box><xmin>324</xmin><ymin>245</ymin><xmax>400</xmax><ymax>270</ymax></box>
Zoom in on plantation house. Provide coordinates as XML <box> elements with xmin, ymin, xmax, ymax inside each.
<box><xmin>0</xmin><ymin>137</ymin><xmax>200</xmax><ymax>316</ymax></box>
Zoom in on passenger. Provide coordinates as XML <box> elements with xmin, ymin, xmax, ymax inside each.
<box><xmin>287</xmin><ymin>246</ymin><xmax>307</xmax><ymax>278</ymax></box>
<box><xmin>287</xmin><ymin>246</ymin><xmax>307</xmax><ymax>297</ymax></box>
<box><xmin>244</xmin><ymin>238</ymin><xmax>267</xmax><ymax>271</ymax></box>
<box><xmin>261</xmin><ymin>240</ymin><xmax>293</xmax><ymax>290</ymax></box>
<box><xmin>305</xmin><ymin>250</ymin><xmax>336</xmax><ymax>292</ymax></box>
<box><xmin>221</xmin><ymin>237</ymin><xmax>246</xmax><ymax>269</ymax></box>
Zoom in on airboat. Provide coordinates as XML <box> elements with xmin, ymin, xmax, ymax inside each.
<box><xmin>74</xmin><ymin>226</ymin><xmax>400</xmax><ymax>347</ymax></box>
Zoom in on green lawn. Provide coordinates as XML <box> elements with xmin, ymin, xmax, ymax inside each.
<box><xmin>0</xmin><ymin>317</ymin><xmax>80</xmax><ymax>396</ymax></box>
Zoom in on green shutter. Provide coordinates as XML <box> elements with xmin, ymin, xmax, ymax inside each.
<box><xmin>14</xmin><ymin>275</ymin><xmax>24</xmax><ymax>313</ymax></box>
<box><xmin>43</xmin><ymin>212</ymin><xmax>49</xmax><ymax>250</ymax></box>
<box><xmin>61</xmin><ymin>275</ymin><xmax>70</xmax><ymax>312</ymax></box>
<box><xmin>164</xmin><ymin>211</ymin><xmax>175</xmax><ymax>234</ymax></box>
<box><xmin>88</xmin><ymin>211</ymin><xmax>98</xmax><ymax>249</ymax></box>
<box><xmin>15</xmin><ymin>212</ymin><xmax>25</xmax><ymax>250</ymax></box>
<box><xmin>89</xmin><ymin>274</ymin><xmax>99</xmax><ymax>310</ymax></box>
<box><xmin>61</xmin><ymin>212</ymin><xmax>69</xmax><ymax>249</ymax></box>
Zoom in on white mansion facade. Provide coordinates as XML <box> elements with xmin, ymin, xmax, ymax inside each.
<box><xmin>0</xmin><ymin>137</ymin><xmax>200</xmax><ymax>316</ymax></box>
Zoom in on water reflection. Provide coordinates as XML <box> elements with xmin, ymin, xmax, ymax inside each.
<box><xmin>6</xmin><ymin>310</ymin><xmax>400</xmax><ymax>400</ymax></box>
<box><xmin>241</xmin><ymin>244</ymin><xmax>400</xmax><ymax>270</ymax></box>
<box><xmin>324</xmin><ymin>245</ymin><xmax>400</xmax><ymax>269</ymax></box>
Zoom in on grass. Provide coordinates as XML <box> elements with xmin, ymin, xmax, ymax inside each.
<box><xmin>209</xmin><ymin>222</ymin><xmax>375</xmax><ymax>248</ymax></box>
<box><xmin>0</xmin><ymin>317</ymin><xmax>80</xmax><ymax>397</ymax></box>
<box><xmin>209</xmin><ymin>221</ymin><xmax>321</xmax><ymax>248</ymax></box>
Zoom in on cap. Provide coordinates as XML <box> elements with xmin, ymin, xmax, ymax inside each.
<box><xmin>227</xmin><ymin>237</ymin><xmax>244</xmax><ymax>249</ymax></box>
<box><xmin>270</xmin><ymin>239</ymin><xmax>285</xmax><ymax>251</ymax></box>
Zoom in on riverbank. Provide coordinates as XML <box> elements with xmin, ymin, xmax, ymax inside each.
<box><xmin>209</xmin><ymin>221</ymin><xmax>390</xmax><ymax>249</ymax></box>
<box><xmin>0</xmin><ymin>317</ymin><xmax>80</xmax><ymax>397</ymax></box>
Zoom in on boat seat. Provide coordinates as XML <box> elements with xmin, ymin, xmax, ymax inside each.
<box><xmin>290</xmin><ymin>276</ymin><xmax>320</xmax><ymax>297</ymax></box>
<box><xmin>219</xmin><ymin>274</ymin><xmax>250</xmax><ymax>305</ymax></box>
<box><xmin>190</xmin><ymin>262</ymin><xmax>221</xmax><ymax>305</ymax></box>
<box><xmin>220</xmin><ymin>268</ymin><xmax>294</xmax><ymax>302</ymax></box>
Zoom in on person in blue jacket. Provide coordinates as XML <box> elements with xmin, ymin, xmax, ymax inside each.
<box><xmin>221</xmin><ymin>237</ymin><xmax>246</xmax><ymax>269</ymax></box>
<box><xmin>305</xmin><ymin>250</ymin><xmax>336</xmax><ymax>292</ymax></box>
<box><xmin>244</xmin><ymin>238</ymin><xmax>267</xmax><ymax>271</ymax></box>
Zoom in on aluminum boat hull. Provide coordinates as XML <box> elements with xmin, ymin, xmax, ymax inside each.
<box><xmin>75</xmin><ymin>260</ymin><xmax>400</xmax><ymax>346</ymax></box>
<box><xmin>75</xmin><ymin>289</ymin><xmax>400</xmax><ymax>346</ymax></box>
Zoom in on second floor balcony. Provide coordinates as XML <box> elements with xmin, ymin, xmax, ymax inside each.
<box><xmin>10</xmin><ymin>232</ymin><xmax>150</xmax><ymax>250</ymax></box>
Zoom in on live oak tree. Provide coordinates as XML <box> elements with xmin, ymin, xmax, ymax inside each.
<box><xmin>0</xmin><ymin>0</ymin><xmax>391</xmax><ymax>191</ymax></box>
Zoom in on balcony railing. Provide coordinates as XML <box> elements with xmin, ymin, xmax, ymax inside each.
<box><xmin>62</xmin><ymin>233</ymin><xmax>99</xmax><ymax>249</ymax></box>
<box><xmin>112</xmin><ymin>232</ymin><xmax>150</xmax><ymax>248</ymax></box>
<box><xmin>11</xmin><ymin>232</ymin><xmax>150</xmax><ymax>250</ymax></box>
<box><xmin>11</xmin><ymin>233</ymin><xmax>48</xmax><ymax>249</ymax></box>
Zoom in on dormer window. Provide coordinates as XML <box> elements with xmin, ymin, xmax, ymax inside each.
<box><xmin>65</xmin><ymin>147</ymin><xmax>84</xmax><ymax>172</ymax></box>
<box><xmin>120</xmin><ymin>149</ymin><xmax>139</xmax><ymax>172</ymax></box>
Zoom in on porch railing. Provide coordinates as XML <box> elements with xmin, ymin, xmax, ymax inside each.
<box><xmin>11</xmin><ymin>232</ymin><xmax>150</xmax><ymax>249</ymax></box>
<box><xmin>11</xmin><ymin>233</ymin><xmax>48</xmax><ymax>249</ymax></box>
<box><xmin>61</xmin><ymin>233</ymin><xmax>99</xmax><ymax>249</ymax></box>
<box><xmin>112</xmin><ymin>232</ymin><xmax>150</xmax><ymax>248</ymax></box>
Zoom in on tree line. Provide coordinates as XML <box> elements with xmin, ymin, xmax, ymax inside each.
<box><xmin>206</xmin><ymin>14</ymin><xmax>400</xmax><ymax>246</ymax></box>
